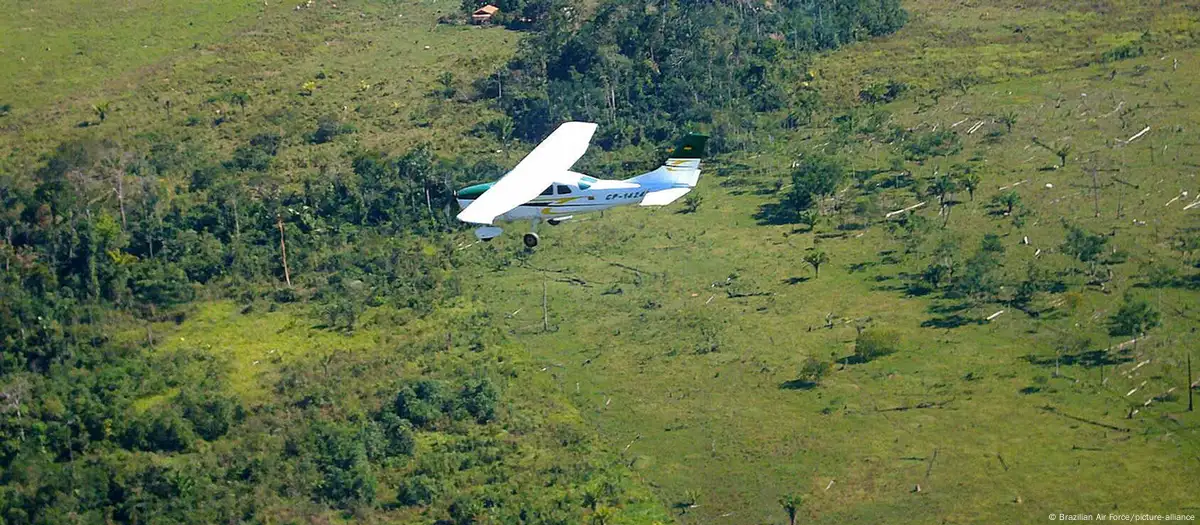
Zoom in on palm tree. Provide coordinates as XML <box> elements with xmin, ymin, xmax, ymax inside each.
<box><xmin>998</xmin><ymin>110</ymin><xmax>1017</xmax><ymax>133</ymax></box>
<box><xmin>804</xmin><ymin>250</ymin><xmax>829</xmax><ymax>278</ymax></box>
<box><xmin>928</xmin><ymin>173</ymin><xmax>958</xmax><ymax>205</ymax></box>
<box><xmin>92</xmin><ymin>101</ymin><xmax>110</xmax><ymax>123</ymax></box>
<box><xmin>992</xmin><ymin>191</ymin><xmax>1021</xmax><ymax>215</ymax></box>
<box><xmin>957</xmin><ymin>171</ymin><xmax>981</xmax><ymax>201</ymax></box>
<box><xmin>780</xmin><ymin>494</ymin><xmax>802</xmax><ymax>525</ymax></box>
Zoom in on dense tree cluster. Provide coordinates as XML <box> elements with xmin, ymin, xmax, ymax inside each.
<box><xmin>486</xmin><ymin>0</ymin><xmax>907</xmax><ymax>150</ymax></box>
<box><xmin>0</xmin><ymin>128</ymin><xmax>517</xmax><ymax>522</ymax></box>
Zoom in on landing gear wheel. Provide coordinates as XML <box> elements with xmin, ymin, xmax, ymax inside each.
<box><xmin>548</xmin><ymin>219</ymin><xmax>561</xmax><ymax>226</ymax></box>
<box><xmin>523</xmin><ymin>233</ymin><xmax>540</xmax><ymax>248</ymax></box>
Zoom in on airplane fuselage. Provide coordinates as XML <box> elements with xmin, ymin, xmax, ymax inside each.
<box><xmin>453</xmin><ymin>130</ymin><xmax>706</xmax><ymax>246</ymax></box>
<box><xmin>455</xmin><ymin>175</ymin><xmax>651</xmax><ymax>223</ymax></box>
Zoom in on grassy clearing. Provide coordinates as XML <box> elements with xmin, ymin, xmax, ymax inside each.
<box><xmin>0</xmin><ymin>0</ymin><xmax>518</xmax><ymax>173</ymax></box>
<box><xmin>444</xmin><ymin>4</ymin><xmax>1200</xmax><ymax>523</ymax></box>
<box><xmin>0</xmin><ymin>0</ymin><xmax>262</xmax><ymax>112</ymax></box>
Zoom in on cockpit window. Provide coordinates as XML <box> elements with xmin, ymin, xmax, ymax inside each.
<box><xmin>579</xmin><ymin>176</ymin><xmax>597</xmax><ymax>190</ymax></box>
<box><xmin>540</xmin><ymin>186</ymin><xmax>553</xmax><ymax>196</ymax></box>
<box><xmin>556</xmin><ymin>185</ymin><xmax>572</xmax><ymax>194</ymax></box>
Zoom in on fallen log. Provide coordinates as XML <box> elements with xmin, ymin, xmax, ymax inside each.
<box><xmin>885</xmin><ymin>201</ymin><xmax>927</xmax><ymax>218</ymax></box>
<box><xmin>1040</xmin><ymin>405</ymin><xmax>1131</xmax><ymax>433</ymax></box>
<box><xmin>1116</xmin><ymin>125</ymin><xmax>1150</xmax><ymax>145</ymax></box>
<box><xmin>876</xmin><ymin>399</ymin><xmax>953</xmax><ymax>412</ymax></box>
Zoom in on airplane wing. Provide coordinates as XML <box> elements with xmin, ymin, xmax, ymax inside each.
<box><xmin>456</xmin><ymin>121</ymin><xmax>598</xmax><ymax>225</ymax></box>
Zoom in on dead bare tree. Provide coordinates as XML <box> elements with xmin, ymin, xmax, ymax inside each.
<box><xmin>0</xmin><ymin>375</ymin><xmax>32</xmax><ymax>441</ymax></box>
<box><xmin>277</xmin><ymin>213</ymin><xmax>292</xmax><ymax>287</ymax></box>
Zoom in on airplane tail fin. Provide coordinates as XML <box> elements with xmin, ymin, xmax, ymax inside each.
<box><xmin>626</xmin><ymin>133</ymin><xmax>709</xmax><ymax>192</ymax></box>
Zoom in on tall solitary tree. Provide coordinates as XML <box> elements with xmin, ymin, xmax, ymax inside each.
<box><xmin>91</xmin><ymin>101</ymin><xmax>111</xmax><ymax>123</ymax></box>
<box><xmin>928</xmin><ymin>173</ymin><xmax>958</xmax><ymax>206</ymax></box>
<box><xmin>1108</xmin><ymin>292</ymin><xmax>1160</xmax><ymax>344</ymax></box>
<box><xmin>992</xmin><ymin>191</ymin><xmax>1021</xmax><ymax>215</ymax></box>
<box><xmin>780</xmin><ymin>494</ymin><xmax>802</xmax><ymax>525</ymax></box>
<box><xmin>952</xmin><ymin>165</ymin><xmax>981</xmax><ymax>201</ymax></box>
<box><xmin>789</xmin><ymin>154</ymin><xmax>845</xmax><ymax>213</ymax></box>
<box><xmin>804</xmin><ymin>250</ymin><xmax>829</xmax><ymax>278</ymax></box>
<box><xmin>1061</xmin><ymin>222</ymin><xmax>1108</xmax><ymax>277</ymax></box>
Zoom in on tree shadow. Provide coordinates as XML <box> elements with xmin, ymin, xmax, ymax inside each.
<box><xmin>834</xmin><ymin>355</ymin><xmax>868</xmax><ymax>365</ymax></box>
<box><xmin>1132</xmin><ymin>273</ymin><xmax>1200</xmax><ymax>291</ymax></box>
<box><xmin>920</xmin><ymin>314</ymin><xmax>982</xmax><ymax>329</ymax></box>
<box><xmin>779</xmin><ymin>379</ymin><xmax>818</xmax><ymax>390</ymax></box>
<box><xmin>905</xmin><ymin>283</ymin><xmax>935</xmax><ymax>297</ymax></box>
<box><xmin>755</xmin><ymin>200</ymin><xmax>793</xmax><ymax>225</ymax></box>
<box><xmin>783</xmin><ymin>276</ymin><xmax>811</xmax><ymax>285</ymax></box>
<box><xmin>847</xmin><ymin>261</ymin><xmax>878</xmax><ymax>273</ymax></box>
<box><xmin>1022</xmin><ymin>349</ymin><xmax>1134</xmax><ymax>368</ymax></box>
<box><xmin>815</xmin><ymin>231</ymin><xmax>849</xmax><ymax>240</ymax></box>
<box><xmin>927</xmin><ymin>301</ymin><xmax>971</xmax><ymax>315</ymax></box>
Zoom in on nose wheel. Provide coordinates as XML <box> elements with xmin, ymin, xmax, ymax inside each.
<box><xmin>523</xmin><ymin>232</ymin><xmax>540</xmax><ymax>248</ymax></box>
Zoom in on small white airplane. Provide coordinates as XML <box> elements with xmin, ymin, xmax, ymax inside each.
<box><xmin>455</xmin><ymin>122</ymin><xmax>708</xmax><ymax>247</ymax></box>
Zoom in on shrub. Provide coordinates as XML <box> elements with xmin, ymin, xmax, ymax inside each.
<box><xmin>681</xmin><ymin>192</ymin><xmax>702</xmax><ymax>213</ymax></box>
<box><xmin>397</xmin><ymin>475</ymin><xmax>442</xmax><ymax>506</ymax></box>
<box><xmin>1100</xmin><ymin>42</ymin><xmax>1144</xmax><ymax>63</ymax></box>
<box><xmin>798</xmin><ymin>356</ymin><xmax>831</xmax><ymax>384</ymax></box>
<box><xmin>121</xmin><ymin>410</ymin><xmax>196</xmax><ymax>452</ymax></box>
<box><xmin>177</xmin><ymin>388</ymin><xmax>240</xmax><ymax>441</ymax></box>
<box><xmin>788</xmin><ymin>154</ymin><xmax>845</xmax><ymax>211</ymax></box>
<box><xmin>394</xmin><ymin>379</ymin><xmax>451</xmax><ymax>428</ymax></box>
<box><xmin>904</xmin><ymin>130</ymin><xmax>961</xmax><ymax>161</ymax></box>
<box><xmin>1108</xmin><ymin>293</ymin><xmax>1160</xmax><ymax>337</ymax></box>
<box><xmin>855</xmin><ymin>329</ymin><xmax>900</xmax><ymax>362</ymax></box>
<box><xmin>1143</xmin><ymin>262</ymin><xmax>1177</xmax><ymax>288</ymax></box>
<box><xmin>311</xmin><ymin>116</ymin><xmax>355</xmax><ymax>144</ymax></box>
<box><xmin>309</xmin><ymin>422</ymin><xmax>378</xmax><ymax>508</ymax></box>
<box><xmin>859</xmin><ymin>80</ymin><xmax>908</xmax><ymax>104</ymax></box>
<box><xmin>460</xmin><ymin>378</ymin><xmax>499</xmax><ymax>424</ymax></box>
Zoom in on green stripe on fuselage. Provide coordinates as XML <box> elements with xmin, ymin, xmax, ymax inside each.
<box><xmin>455</xmin><ymin>182</ymin><xmax>495</xmax><ymax>199</ymax></box>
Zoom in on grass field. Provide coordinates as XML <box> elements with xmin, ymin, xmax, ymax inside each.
<box><xmin>3</xmin><ymin>0</ymin><xmax>1198</xmax><ymax>523</ymax></box>
<box><xmin>446</xmin><ymin>2</ymin><xmax>1200</xmax><ymax>522</ymax></box>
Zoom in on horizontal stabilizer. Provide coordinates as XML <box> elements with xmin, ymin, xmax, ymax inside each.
<box><xmin>640</xmin><ymin>187</ymin><xmax>692</xmax><ymax>206</ymax></box>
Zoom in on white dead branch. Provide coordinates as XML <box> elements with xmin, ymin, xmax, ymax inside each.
<box><xmin>951</xmin><ymin>117</ymin><xmax>969</xmax><ymax>128</ymax></box>
<box><xmin>986</xmin><ymin>310</ymin><xmax>1005</xmax><ymax>321</ymax></box>
<box><xmin>1126</xmin><ymin>359</ymin><xmax>1151</xmax><ymax>377</ymax></box>
<box><xmin>825</xmin><ymin>479</ymin><xmax>835</xmax><ymax>490</ymax></box>
<box><xmin>1164</xmin><ymin>191</ymin><xmax>1187</xmax><ymax>207</ymax></box>
<box><xmin>999</xmin><ymin>180</ymin><xmax>1027</xmax><ymax>191</ymax></box>
<box><xmin>1101</xmin><ymin>101</ymin><xmax>1125</xmax><ymax>118</ymax></box>
<box><xmin>1183</xmin><ymin>196</ymin><xmax>1200</xmax><ymax>210</ymax></box>
<box><xmin>1126</xmin><ymin>381</ymin><xmax>1146</xmax><ymax>397</ymax></box>
<box><xmin>1116</xmin><ymin>126</ymin><xmax>1150</xmax><ymax>145</ymax></box>
<box><xmin>1111</xmin><ymin>337</ymin><xmax>1144</xmax><ymax>353</ymax></box>
<box><xmin>967</xmin><ymin>120</ymin><xmax>986</xmax><ymax>134</ymax></box>
<box><xmin>885</xmin><ymin>201</ymin><xmax>927</xmax><ymax>218</ymax></box>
